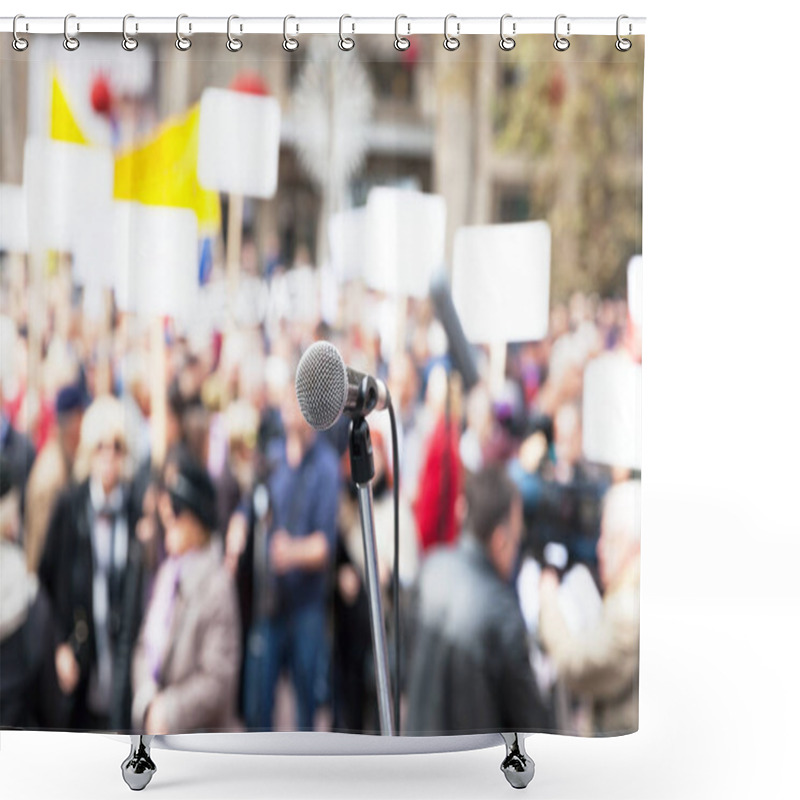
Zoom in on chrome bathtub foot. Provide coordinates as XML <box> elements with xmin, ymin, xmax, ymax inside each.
<box><xmin>121</xmin><ymin>735</ymin><xmax>156</xmax><ymax>791</ymax></box>
<box><xmin>500</xmin><ymin>733</ymin><xmax>535</xmax><ymax>789</ymax></box>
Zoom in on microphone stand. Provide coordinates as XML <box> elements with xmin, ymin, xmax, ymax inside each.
<box><xmin>349</xmin><ymin>415</ymin><xmax>395</xmax><ymax>736</ymax></box>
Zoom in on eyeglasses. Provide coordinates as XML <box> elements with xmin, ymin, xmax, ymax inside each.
<box><xmin>95</xmin><ymin>439</ymin><xmax>124</xmax><ymax>455</ymax></box>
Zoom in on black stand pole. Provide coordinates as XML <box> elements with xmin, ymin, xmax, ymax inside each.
<box><xmin>350</xmin><ymin>416</ymin><xmax>395</xmax><ymax>735</ymax></box>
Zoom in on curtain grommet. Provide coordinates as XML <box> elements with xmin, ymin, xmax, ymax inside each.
<box><xmin>283</xmin><ymin>15</ymin><xmax>299</xmax><ymax>52</ymax></box>
<box><xmin>12</xmin><ymin>14</ymin><xmax>29</xmax><ymax>52</ymax></box>
<box><xmin>122</xmin><ymin>14</ymin><xmax>138</xmax><ymax>51</ymax></box>
<box><xmin>443</xmin><ymin>14</ymin><xmax>460</xmax><ymax>51</ymax></box>
<box><xmin>394</xmin><ymin>15</ymin><xmax>410</xmax><ymax>51</ymax></box>
<box><xmin>226</xmin><ymin>15</ymin><xmax>243</xmax><ymax>52</ymax></box>
<box><xmin>499</xmin><ymin>14</ymin><xmax>516</xmax><ymax>51</ymax></box>
<box><xmin>175</xmin><ymin>14</ymin><xmax>192</xmax><ymax>51</ymax></box>
<box><xmin>63</xmin><ymin>14</ymin><xmax>80</xmax><ymax>51</ymax></box>
<box><xmin>338</xmin><ymin>14</ymin><xmax>355</xmax><ymax>51</ymax></box>
<box><xmin>615</xmin><ymin>15</ymin><xmax>632</xmax><ymax>51</ymax></box>
<box><xmin>554</xmin><ymin>14</ymin><xmax>571</xmax><ymax>51</ymax></box>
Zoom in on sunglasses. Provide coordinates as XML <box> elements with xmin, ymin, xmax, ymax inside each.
<box><xmin>95</xmin><ymin>439</ymin><xmax>125</xmax><ymax>455</ymax></box>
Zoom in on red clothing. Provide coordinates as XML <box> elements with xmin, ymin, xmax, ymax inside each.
<box><xmin>413</xmin><ymin>417</ymin><xmax>461</xmax><ymax>554</ymax></box>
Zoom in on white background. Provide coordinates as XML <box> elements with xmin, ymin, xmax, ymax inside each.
<box><xmin>2</xmin><ymin>1</ymin><xmax>799</xmax><ymax>798</ymax></box>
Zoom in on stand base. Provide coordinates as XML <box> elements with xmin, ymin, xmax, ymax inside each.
<box><xmin>121</xmin><ymin>735</ymin><xmax>156</xmax><ymax>791</ymax></box>
<box><xmin>500</xmin><ymin>733</ymin><xmax>535</xmax><ymax>789</ymax></box>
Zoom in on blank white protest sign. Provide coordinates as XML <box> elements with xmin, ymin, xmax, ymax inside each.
<box><xmin>328</xmin><ymin>206</ymin><xmax>367</xmax><ymax>283</ymax></box>
<box><xmin>0</xmin><ymin>184</ymin><xmax>28</xmax><ymax>252</ymax></box>
<box><xmin>582</xmin><ymin>350</ymin><xmax>642</xmax><ymax>470</ymax></box>
<box><xmin>197</xmin><ymin>88</ymin><xmax>281</xmax><ymax>198</ymax></box>
<box><xmin>452</xmin><ymin>221</ymin><xmax>551</xmax><ymax>343</ymax></box>
<box><xmin>112</xmin><ymin>202</ymin><xmax>199</xmax><ymax>320</ymax></box>
<box><xmin>23</xmin><ymin>138</ymin><xmax>116</xmax><ymax>284</ymax></box>
<box><xmin>364</xmin><ymin>187</ymin><xmax>446</xmax><ymax>298</ymax></box>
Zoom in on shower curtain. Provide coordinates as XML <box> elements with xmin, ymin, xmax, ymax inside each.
<box><xmin>0</xmin><ymin>27</ymin><xmax>644</xmax><ymax>740</ymax></box>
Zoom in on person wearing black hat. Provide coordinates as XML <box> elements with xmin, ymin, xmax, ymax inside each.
<box><xmin>24</xmin><ymin>382</ymin><xmax>86</xmax><ymax>573</ymax></box>
<box><xmin>131</xmin><ymin>453</ymin><xmax>243</xmax><ymax>734</ymax></box>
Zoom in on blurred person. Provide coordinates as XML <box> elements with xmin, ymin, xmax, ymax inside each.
<box><xmin>242</xmin><ymin>388</ymin><xmax>339</xmax><ymax>732</ymax></box>
<box><xmin>24</xmin><ymin>383</ymin><xmax>85</xmax><ymax>573</ymax></box>
<box><xmin>413</xmin><ymin>365</ymin><xmax>462</xmax><ymax>555</ymax></box>
<box><xmin>459</xmin><ymin>383</ymin><xmax>493</xmax><ymax>474</ymax></box>
<box><xmin>405</xmin><ymin>465</ymin><xmax>549</xmax><ymax>734</ymax></box>
<box><xmin>538</xmin><ymin>479</ymin><xmax>641</xmax><ymax>734</ymax></box>
<box><xmin>218</xmin><ymin>399</ymin><xmax>260</xmax><ymax>571</ymax></box>
<box><xmin>0</xmin><ymin>457</ymin><xmax>65</xmax><ymax>728</ymax></box>
<box><xmin>0</xmin><ymin>323</ymin><xmax>36</xmax><ymax>527</ymax></box>
<box><xmin>333</xmin><ymin>429</ymin><xmax>419</xmax><ymax>732</ymax></box>
<box><xmin>118</xmin><ymin>347</ymin><xmax>152</xmax><ymax>468</ymax></box>
<box><xmin>131</xmin><ymin>455</ymin><xmax>242</xmax><ymax>734</ymax></box>
<box><xmin>37</xmin><ymin>395</ymin><xmax>145</xmax><ymax>730</ymax></box>
<box><xmin>258</xmin><ymin>355</ymin><xmax>288</xmax><ymax>454</ymax></box>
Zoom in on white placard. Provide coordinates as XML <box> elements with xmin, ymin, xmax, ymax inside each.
<box><xmin>197</xmin><ymin>88</ymin><xmax>281</xmax><ymax>199</ymax></box>
<box><xmin>23</xmin><ymin>138</ymin><xmax>114</xmax><ymax>261</ymax></box>
<box><xmin>627</xmin><ymin>254</ymin><xmax>643</xmax><ymax>328</ymax></box>
<box><xmin>452</xmin><ymin>221</ymin><xmax>551</xmax><ymax>343</ymax></box>
<box><xmin>328</xmin><ymin>207</ymin><xmax>367</xmax><ymax>282</ymax></box>
<box><xmin>582</xmin><ymin>350</ymin><xmax>642</xmax><ymax>470</ymax></box>
<box><xmin>113</xmin><ymin>202</ymin><xmax>199</xmax><ymax>319</ymax></box>
<box><xmin>0</xmin><ymin>184</ymin><xmax>28</xmax><ymax>253</ymax></box>
<box><xmin>364</xmin><ymin>187</ymin><xmax>446</xmax><ymax>298</ymax></box>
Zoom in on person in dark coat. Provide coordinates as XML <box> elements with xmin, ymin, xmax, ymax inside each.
<box><xmin>404</xmin><ymin>465</ymin><xmax>550</xmax><ymax>735</ymax></box>
<box><xmin>0</xmin><ymin>407</ymin><xmax>36</xmax><ymax>529</ymax></box>
<box><xmin>0</xmin><ymin>457</ymin><xmax>65</xmax><ymax>729</ymax></box>
<box><xmin>37</xmin><ymin>396</ymin><xmax>145</xmax><ymax>732</ymax></box>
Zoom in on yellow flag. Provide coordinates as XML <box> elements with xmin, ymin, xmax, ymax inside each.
<box><xmin>113</xmin><ymin>105</ymin><xmax>220</xmax><ymax>233</ymax></box>
<box><xmin>51</xmin><ymin>73</ymin><xmax>89</xmax><ymax>145</ymax></box>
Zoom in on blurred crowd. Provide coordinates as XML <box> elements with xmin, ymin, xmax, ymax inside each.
<box><xmin>0</xmin><ymin>242</ymin><xmax>642</xmax><ymax>737</ymax></box>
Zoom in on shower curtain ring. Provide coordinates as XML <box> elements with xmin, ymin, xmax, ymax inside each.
<box><xmin>394</xmin><ymin>15</ymin><xmax>410</xmax><ymax>51</ymax></box>
<box><xmin>12</xmin><ymin>15</ymin><xmax>29</xmax><ymax>52</ymax></box>
<box><xmin>176</xmin><ymin>14</ymin><xmax>192</xmax><ymax>51</ymax></box>
<box><xmin>227</xmin><ymin>15</ymin><xmax>243</xmax><ymax>51</ymax></box>
<box><xmin>554</xmin><ymin>14</ymin><xmax>570</xmax><ymax>51</ymax></box>
<box><xmin>122</xmin><ymin>15</ymin><xmax>138</xmax><ymax>51</ymax></box>
<box><xmin>63</xmin><ymin>14</ymin><xmax>80</xmax><ymax>51</ymax></box>
<box><xmin>338</xmin><ymin>15</ymin><xmax>355</xmax><ymax>51</ymax></box>
<box><xmin>443</xmin><ymin>14</ymin><xmax>460</xmax><ymax>51</ymax></box>
<box><xmin>615</xmin><ymin>15</ymin><xmax>632</xmax><ymax>51</ymax></box>
<box><xmin>283</xmin><ymin>15</ymin><xmax>299</xmax><ymax>51</ymax></box>
<box><xmin>499</xmin><ymin>14</ymin><xmax>516</xmax><ymax>51</ymax></box>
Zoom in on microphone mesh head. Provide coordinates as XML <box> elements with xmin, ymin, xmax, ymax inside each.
<box><xmin>295</xmin><ymin>341</ymin><xmax>349</xmax><ymax>431</ymax></box>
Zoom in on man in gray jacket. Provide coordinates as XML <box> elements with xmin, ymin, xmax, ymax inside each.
<box><xmin>405</xmin><ymin>465</ymin><xmax>549</xmax><ymax>735</ymax></box>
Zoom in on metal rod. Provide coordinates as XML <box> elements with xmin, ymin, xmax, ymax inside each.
<box><xmin>0</xmin><ymin>16</ymin><xmax>646</xmax><ymax>36</ymax></box>
<box><xmin>356</xmin><ymin>481</ymin><xmax>395</xmax><ymax>736</ymax></box>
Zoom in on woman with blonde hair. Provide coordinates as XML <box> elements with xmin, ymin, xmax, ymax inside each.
<box><xmin>38</xmin><ymin>395</ymin><xmax>145</xmax><ymax>731</ymax></box>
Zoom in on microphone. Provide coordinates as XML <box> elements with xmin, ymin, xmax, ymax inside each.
<box><xmin>295</xmin><ymin>341</ymin><xmax>389</xmax><ymax>431</ymax></box>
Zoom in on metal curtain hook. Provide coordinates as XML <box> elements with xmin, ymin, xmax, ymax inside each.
<box><xmin>554</xmin><ymin>14</ymin><xmax>570</xmax><ymax>51</ymax></box>
<box><xmin>443</xmin><ymin>14</ymin><xmax>460</xmax><ymax>51</ymax></box>
<box><xmin>122</xmin><ymin>14</ymin><xmax>138</xmax><ymax>51</ymax></box>
<box><xmin>499</xmin><ymin>14</ymin><xmax>516</xmax><ymax>51</ymax></box>
<box><xmin>176</xmin><ymin>14</ymin><xmax>192</xmax><ymax>51</ymax></box>
<box><xmin>227</xmin><ymin>15</ymin><xmax>243</xmax><ymax>51</ymax></box>
<box><xmin>283</xmin><ymin>15</ymin><xmax>299</xmax><ymax>51</ymax></box>
<box><xmin>63</xmin><ymin>14</ymin><xmax>80</xmax><ymax>51</ymax></box>
<box><xmin>339</xmin><ymin>14</ymin><xmax>355</xmax><ymax>51</ymax></box>
<box><xmin>394</xmin><ymin>14</ymin><xmax>410</xmax><ymax>51</ymax></box>
<box><xmin>616</xmin><ymin>14</ymin><xmax>632</xmax><ymax>51</ymax></box>
<box><xmin>12</xmin><ymin>15</ymin><xmax>29</xmax><ymax>51</ymax></box>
